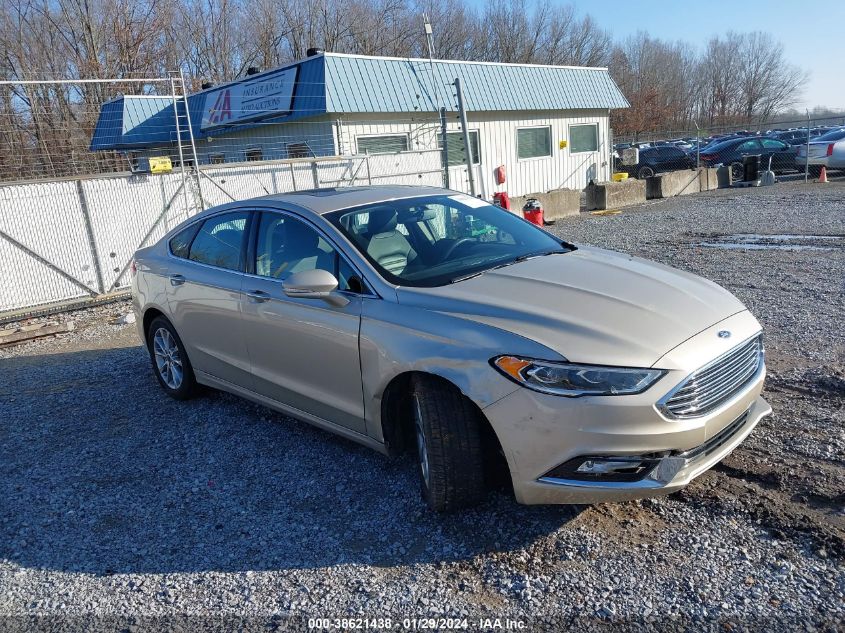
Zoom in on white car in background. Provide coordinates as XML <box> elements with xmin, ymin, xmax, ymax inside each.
<box><xmin>795</xmin><ymin>127</ymin><xmax>845</xmax><ymax>175</ymax></box>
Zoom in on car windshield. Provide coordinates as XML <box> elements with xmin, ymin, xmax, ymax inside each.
<box><xmin>326</xmin><ymin>193</ymin><xmax>572</xmax><ymax>287</ymax></box>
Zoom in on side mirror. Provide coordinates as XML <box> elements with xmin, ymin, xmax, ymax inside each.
<box><xmin>283</xmin><ymin>269</ymin><xmax>349</xmax><ymax>307</ymax></box>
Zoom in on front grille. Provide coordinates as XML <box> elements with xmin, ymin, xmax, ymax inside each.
<box><xmin>659</xmin><ymin>335</ymin><xmax>763</xmax><ymax>419</ymax></box>
<box><xmin>677</xmin><ymin>409</ymin><xmax>749</xmax><ymax>460</ymax></box>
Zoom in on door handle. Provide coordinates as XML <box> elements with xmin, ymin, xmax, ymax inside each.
<box><xmin>246</xmin><ymin>290</ymin><xmax>271</xmax><ymax>302</ymax></box>
<box><xmin>169</xmin><ymin>274</ymin><xmax>185</xmax><ymax>286</ymax></box>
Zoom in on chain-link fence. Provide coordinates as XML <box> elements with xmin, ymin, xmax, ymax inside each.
<box><xmin>0</xmin><ymin>66</ymin><xmax>622</xmax><ymax>317</ymax></box>
<box><xmin>0</xmin><ymin>75</ymin><xmax>460</xmax><ymax>316</ymax></box>
<box><xmin>610</xmin><ymin>113</ymin><xmax>845</xmax><ymax>180</ymax></box>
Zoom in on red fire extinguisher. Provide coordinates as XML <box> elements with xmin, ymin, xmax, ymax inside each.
<box><xmin>522</xmin><ymin>198</ymin><xmax>544</xmax><ymax>226</ymax></box>
<box><xmin>494</xmin><ymin>165</ymin><xmax>506</xmax><ymax>185</ymax></box>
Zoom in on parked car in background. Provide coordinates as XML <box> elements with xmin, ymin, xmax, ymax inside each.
<box><xmin>131</xmin><ymin>186</ymin><xmax>770</xmax><ymax>511</ymax></box>
<box><xmin>699</xmin><ymin>136</ymin><xmax>798</xmax><ymax>179</ymax></box>
<box><xmin>768</xmin><ymin>129</ymin><xmax>827</xmax><ymax>146</ymax></box>
<box><xmin>620</xmin><ymin>146</ymin><xmax>696</xmax><ymax>179</ymax></box>
<box><xmin>795</xmin><ymin>127</ymin><xmax>845</xmax><ymax>175</ymax></box>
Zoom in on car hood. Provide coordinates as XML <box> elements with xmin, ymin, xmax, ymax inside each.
<box><xmin>396</xmin><ymin>246</ymin><xmax>747</xmax><ymax>368</ymax></box>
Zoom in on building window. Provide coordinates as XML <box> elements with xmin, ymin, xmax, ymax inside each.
<box><xmin>286</xmin><ymin>142</ymin><xmax>310</xmax><ymax>159</ymax></box>
<box><xmin>517</xmin><ymin>126</ymin><xmax>552</xmax><ymax>160</ymax></box>
<box><xmin>244</xmin><ymin>147</ymin><xmax>263</xmax><ymax>162</ymax></box>
<box><xmin>439</xmin><ymin>131</ymin><xmax>480</xmax><ymax>166</ymax></box>
<box><xmin>569</xmin><ymin>124</ymin><xmax>599</xmax><ymax>153</ymax></box>
<box><xmin>209</xmin><ymin>153</ymin><xmax>225</xmax><ymax>165</ymax></box>
<box><xmin>356</xmin><ymin>134</ymin><xmax>409</xmax><ymax>155</ymax></box>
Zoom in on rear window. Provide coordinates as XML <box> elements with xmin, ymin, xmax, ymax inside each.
<box><xmin>188</xmin><ymin>212</ymin><xmax>249</xmax><ymax>271</ymax></box>
<box><xmin>169</xmin><ymin>223</ymin><xmax>200</xmax><ymax>259</ymax></box>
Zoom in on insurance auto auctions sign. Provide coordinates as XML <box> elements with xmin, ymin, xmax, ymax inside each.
<box><xmin>200</xmin><ymin>67</ymin><xmax>298</xmax><ymax>131</ymax></box>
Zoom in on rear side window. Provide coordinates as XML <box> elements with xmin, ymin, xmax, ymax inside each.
<box><xmin>169</xmin><ymin>223</ymin><xmax>200</xmax><ymax>259</ymax></box>
<box><xmin>188</xmin><ymin>212</ymin><xmax>249</xmax><ymax>271</ymax></box>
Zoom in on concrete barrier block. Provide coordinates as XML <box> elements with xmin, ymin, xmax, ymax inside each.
<box><xmin>511</xmin><ymin>188</ymin><xmax>580</xmax><ymax>221</ymax></box>
<box><xmin>586</xmin><ymin>179</ymin><xmax>646</xmax><ymax>210</ymax></box>
<box><xmin>645</xmin><ymin>169</ymin><xmax>701</xmax><ymax>199</ymax></box>
<box><xmin>716</xmin><ymin>165</ymin><xmax>732</xmax><ymax>188</ymax></box>
<box><xmin>699</xmin><ymin>167</ymin><xmax>720</xmax><ymax>191</ymax></box>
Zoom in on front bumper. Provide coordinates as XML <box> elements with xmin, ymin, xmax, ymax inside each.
<box><xmin>482</xmin><ymin>311</ymin><xmax>771</xmax><ymax>505</ymax></box>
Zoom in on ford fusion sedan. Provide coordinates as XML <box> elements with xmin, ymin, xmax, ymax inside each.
<box><xmin>131</xmin><ymin>185</ymin><xmax>771</xmax><ymax>511</ymax></box>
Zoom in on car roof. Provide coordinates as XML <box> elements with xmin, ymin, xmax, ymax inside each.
<box><xmin>253</xmin><ymin>185</ymin><xmax>452</xmax><ymax>215</ymax></box>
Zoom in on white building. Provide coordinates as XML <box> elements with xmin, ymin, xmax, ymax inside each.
<box><xmin>91</xmin><ymin>52</ymin><xmax>629</xmax><ymax>198</ymax></box>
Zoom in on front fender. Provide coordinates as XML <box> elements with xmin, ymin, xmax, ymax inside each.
<box><xmin>359</xmin><ymin>296</ymin><xmax>561</xmax><ymax>442</ymax></box>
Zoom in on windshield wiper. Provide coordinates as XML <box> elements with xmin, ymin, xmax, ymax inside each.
<box><xmin>450</xmin><ymin>270</ymin><xmax>485</xmax><ymax>284</ymax></box>
<box><xmin>449</xmin><ymin>250</ymin><xmax>567</xmax><ymax>283</ymax></box>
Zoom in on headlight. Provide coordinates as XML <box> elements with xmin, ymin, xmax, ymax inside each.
<box><xmin>492</xmin><ymin>355</ymin><xmax>665</xmax><ymax>397</ymax></box>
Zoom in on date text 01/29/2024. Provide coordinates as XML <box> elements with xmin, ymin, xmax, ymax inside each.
<box><xmin>307</xmin><ymin>618</ymin><xmax>526</xmax><ymax>630</ymax></box>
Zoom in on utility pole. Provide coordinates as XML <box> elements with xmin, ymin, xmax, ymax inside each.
<box><xmin>805</xmin><ymin>110</ymin><xmax>810</xmax><ymax>183</ymax></box>
<box><xmin>440</xmin><ymin>107</ymin><xmax>450</xmax><ymax>189</ymax></box>
<box><xmin>454</xmin><ymin>77</ymin><xmax>476</xmax><ymax>197</ymax></box>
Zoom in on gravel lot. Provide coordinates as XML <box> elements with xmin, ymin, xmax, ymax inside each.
<box><xmin>1</xmin><ymin>181</ymin><xmax>843</xmax><ymax>631</ymax></box>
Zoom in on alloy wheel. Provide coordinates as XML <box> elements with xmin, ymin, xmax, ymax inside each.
<box><xmin>153</xmin><ymin>327</ymin><xmax>183</xmax><ymax>390</ymax></box>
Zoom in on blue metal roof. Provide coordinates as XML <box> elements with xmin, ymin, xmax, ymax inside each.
<box><xmin>323</xmin><ymin>54</ymin><xmax>629</xmax><ymax>113</ymax></box>
<box><xmin>90</xmin><ymin>54</ymin><xmax>627</xmax><ymax>151</ymax></box>
<box><xmin>89</xmin><ymin>96</ymin><xmax>179</xmax><ymax>150</ymax></box>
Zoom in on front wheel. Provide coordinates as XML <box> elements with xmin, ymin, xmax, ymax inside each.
<box><xmin>411</xmin><ymin>375</ymin><xmax>486</xmax><ymax>511</ymax></box>
<box><xmin>147</xmin><ymin>316</ymin><xmax>198</xmax><ymax>400</ymax></box>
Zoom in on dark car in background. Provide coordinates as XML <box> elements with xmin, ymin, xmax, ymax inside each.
<box><xmin>619</xmin><ymin>146</ymin><xmax>695</xmax><ymax>179</ymax></box>
<box><xmin>768</xmin><ymin>129</ymin><xmax>826</xmax><ymax>146</ymax></box>
<box><xmin>699</xmin><ymin>136</ymin><xmax>798</xmax><ymax>179</ymax></box>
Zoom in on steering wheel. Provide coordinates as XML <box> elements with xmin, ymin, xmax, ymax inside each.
<box><xmin>441</xmin><ymin>237</ymin><xmax>475</xmax><ymax>261</ymax></box>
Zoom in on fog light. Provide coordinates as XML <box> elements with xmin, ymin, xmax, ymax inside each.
<box><xmin>576</xmin><ymin>458</ymin><xmax>647</xmax><ymax>475</ymax></box>
<box><xmin>542</xmin><ymin>455</ymin><xmax>660</xmax><ymax>483</ymax></box>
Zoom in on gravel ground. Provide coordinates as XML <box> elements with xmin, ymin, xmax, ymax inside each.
<box><xmin>1</xmin><ymin>181</ymin><xmax>843</xmax><ymax>632</ymax></box>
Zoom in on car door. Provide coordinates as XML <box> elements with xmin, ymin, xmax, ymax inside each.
<box><xmin>734</xmin><ymin>139</ymin><xmax>763</xmax><ymax>163</ymax></box>
<box><xmin>165</xmin><ymin>210</ymin><xmax>253</xmax><ymax>387</ymax></box>
<box><xmin>760</xmin><ymin>138</ymin><xmax>796</xmax><ymax>171</ymax></box>
<box><xmin>239</xmin><ymin>210</ymin><xmax>367</xmax><ymax>433</ymax></box>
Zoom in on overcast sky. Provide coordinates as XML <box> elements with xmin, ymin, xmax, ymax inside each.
<box><xmin>474</xmin><ymin>1</ymin><xmax>843</xmax><ymax>110</ymax></box>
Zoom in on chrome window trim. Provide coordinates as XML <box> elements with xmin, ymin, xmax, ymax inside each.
<box><xmin>655</xmin><ymin>332</ymin><xmax>764</xmax><ymax>420</ymax></box>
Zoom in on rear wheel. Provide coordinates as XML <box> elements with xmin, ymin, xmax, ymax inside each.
<box><xmin>147</xmin><ymin>316</ymin><xmax>198</xmax><ymax>400</ymax></box>
<box><xmin>730</xmin><ymin>162</ymin><xmax>744</xmax><ymax>181</ymax></box>
<box><xmin>411</xmin><ymin>375</ymin><xmax>486</xmax><ymax>511</ymax></box>
<box><xmin>636</xmin><ymin>166</ymin><xmax>654</xmax><ymax>179</ymax></box>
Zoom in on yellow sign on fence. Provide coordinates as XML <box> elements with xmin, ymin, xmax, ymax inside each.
<box><xmin>148</xmin><ymin>156</ymin><xmax>172</xmax><ymax>174</ymax></box>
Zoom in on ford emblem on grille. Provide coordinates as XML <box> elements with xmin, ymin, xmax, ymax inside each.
<box><xmin>717</xmin><ymin>330</ymin><xmax>731</xmax><ymax>338</ymax></box>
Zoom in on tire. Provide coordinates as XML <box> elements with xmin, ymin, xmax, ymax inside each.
<box><xmin>411</xmin><ymin>375</ymin><xmax>486</xmax><ymax>511</ymax></box>
<box><xmin>730</xmin><ymin>162</ymin><xmax>744</xmax><ymax>181</ymax></box>
<box><xmin>636</xmin><ymin>166</ymin><xmax>654</xmax><ymax>179</ymax></box>
<box><xmin>147</xmin><ymin>316</ymin><xmax>198</xmax><ymax>400</ymax></box>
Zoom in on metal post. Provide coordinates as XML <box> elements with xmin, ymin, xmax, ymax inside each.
<box><xmin>805</xmin><ymin>110</ymin><xmax>810</xmax><ymax>183</ymax></box>
<box><xmin>694</xmin><ymin>120</ymin><xmax>700</xmax><ymax>169</ymax></box>
<box><xmin>170</xmin><ymin>76</ymin><xmax>191</xmax><ymax>217</ymax></box>
<box><xmin>179</xmin><ymin>69</ymin><xmax>204</xmax><ymax>210</ymax></box>
<box><xmin>439</xmin><ymin>107</ymin><xmax>450</xmax><ymax>189</ymax></box>
<box><xmin>311</xmin><ymin>160</ymin><xmax>319</xmax><ymax>188</ymax></box>
<box><xmin>75</xmin><ymin>180</ymin><xmax>105</xmax><ymax>294</ymax></box>
<box><xmin>454</xmin><ymin>77</ymin><xmax>476</xmax><ymax>197</ymax></box>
